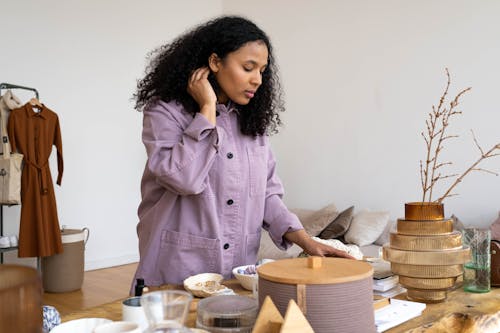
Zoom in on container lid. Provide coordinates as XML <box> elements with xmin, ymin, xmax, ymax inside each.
<box><xmin>197</xmin><ymin>295</ymin><xmax>258</xmax><ymax>329</ymax></box>
<box><xmin>61</xmin><ymin>229</ymin><xmax>87</xmax><ymax>243</ymax></box>
<box><xmin>257</xmin><ymin>257</ymin><xmax>373</xmax><ymax>285</ymax></box>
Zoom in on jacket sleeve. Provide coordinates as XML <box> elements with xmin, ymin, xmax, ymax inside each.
<box><xmin>142</xmin><ymin>102</ymin><xmax>222</xmax><ymax>195</ymax></box>
<box><xmin>6</xmin><ymin>109</ymin><xmax>18</xmax><ymax>153</ymax></box>
<box><xmin>262</xmin><ymin>140</ymin><xmax>304</xmax><ymax>250</ymax></box>
<box><xmin>53</xmin><ymin>114</ymin><xmax>63</xmax><ymax>185</ymax></box>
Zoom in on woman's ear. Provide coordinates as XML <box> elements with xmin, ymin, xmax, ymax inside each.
<box><xmin>208</xmin><ymin>53</ymin><xmax>221</xmax><ymax>73</ymax></box>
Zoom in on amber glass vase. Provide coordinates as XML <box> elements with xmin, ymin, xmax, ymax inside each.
<box><xmin>383</xmin><ymin>202</ymin><xmax>471</xmax><ymax>303</ymax></box>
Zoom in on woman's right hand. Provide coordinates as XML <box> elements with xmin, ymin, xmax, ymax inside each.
<box><xmin>187</xmin><ymin>67</ymin><xmax>217</xmax><ymax>125</ymax></box>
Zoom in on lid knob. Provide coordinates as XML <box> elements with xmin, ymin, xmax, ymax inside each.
<box><xmin>307</xmin><ymin>256</ymin><xmax>322</xmax><ymax>269</ymax></box>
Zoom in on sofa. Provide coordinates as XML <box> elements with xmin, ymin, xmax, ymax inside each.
<box><xmin>257</xmin><ymin>203</ymin><xmax>393</xmax><ymax>261</ymax></box>
<box><xmin>258</xmin><ymin>205</ymin><xmax>500</xmax><ymax>262</ymax></box>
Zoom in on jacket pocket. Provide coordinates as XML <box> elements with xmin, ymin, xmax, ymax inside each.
<box><xmin>247</xmin><ymin>145</ymin><xmax>267</xmax><ymax>197</ymax></box>
<box><xmin>158</xmin><ymin>230</ymin><xmax>220</xmax><ymax>283</ymax></box>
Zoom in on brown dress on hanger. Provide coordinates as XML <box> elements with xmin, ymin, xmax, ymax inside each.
<box><xmin>7</xmin><ymin>103</ymin><xmax>64</xmax><ymax>257</ymax></box>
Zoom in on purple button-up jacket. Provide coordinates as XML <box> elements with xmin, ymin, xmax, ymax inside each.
<box><xmin>134</xmin><ymin>100</ymin><xmax>303</xmax><ymax>286</ymax></box>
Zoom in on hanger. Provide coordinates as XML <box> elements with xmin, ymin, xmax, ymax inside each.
<box><xmin>29</xmin><ymin>97</ymin><xmax>43</xmax><ymax>110</ymax></box>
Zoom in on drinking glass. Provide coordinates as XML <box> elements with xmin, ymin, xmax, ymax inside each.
<box><xmin>462</xmin><ymin>228</ymin><xmax>491</xmax><ymax>293</ymax></box>
<box><xmin>141</xmin><ymin>290</ymin><xmax>193</xmax><ymax>333</ymax></box>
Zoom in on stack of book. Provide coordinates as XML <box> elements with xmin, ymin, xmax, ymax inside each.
<box><xmin>373</xmin><ymin>275</ymin><xmax>406</xmax><ymax>298</ymax></box>
<box><xmin>369</xmin><ymin>259</ymin><xmax>406</xmax><ymax>298</ymax></box>
<box><xmin>374</xmin><ymin>299</ymin><xmax>426</xmax><ymax>332</ymax></box>
<box><xmin>367</xmin><ymin>258</ymin><xmax>425</xmax><ymax>331</ymax></box>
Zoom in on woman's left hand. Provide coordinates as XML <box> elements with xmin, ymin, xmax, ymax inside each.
<box><xmin>303</xmin><ymin>239</ymin><xmax>355</xmax><ymax>259</ymax></box>
<box><xmin>285</xmin><ymin>229</ymin><xmax>355</xmax><ymax>260</ymax></box>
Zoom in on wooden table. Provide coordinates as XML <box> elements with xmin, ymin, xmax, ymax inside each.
<box><xmin>62</xmin><ymin>281</ymin><xmax>500</xmax><ymax>333</ymax></box>
<box><xmin>63</xmin><ymin>280</ymin><xmax>252</xmax><ymax>329</ymax></box>
<box><xmin>387</xmin><ymin>286</ymin><xmax>500</xmax><ymax>332</ymax></box>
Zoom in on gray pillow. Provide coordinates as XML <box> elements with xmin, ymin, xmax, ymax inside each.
<box><xmin>291</xmin><ymin>203</ymin><xmax>339</xmax><ymax>237</ymax></box>
<box><xmin>318</xmin><ymin>206</ymin><xmax>354</xmax><ymax>239</ymax></box>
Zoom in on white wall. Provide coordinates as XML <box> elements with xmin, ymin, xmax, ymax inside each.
<box><xmin>2</xmin><ymin>1</ymin><xmax>499</xmax><ymax>271</ymax></box>
<box><xmin>222</xmin><ymin>0</ymin><xmax>500</xmax><ymax>227</ymax></box>
<box><xmin>0</xmin><ymin>0</ymin><xmax>222</xmax><ymax>270</ymax></box>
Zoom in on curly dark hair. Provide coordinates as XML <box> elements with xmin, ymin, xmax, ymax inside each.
<box><xmin>134</xmin><ymin>16</ymin><xmax>284</xmax><ymax>136</ymax></box>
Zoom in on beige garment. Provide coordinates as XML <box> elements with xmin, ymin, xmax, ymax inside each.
<box><xmin>0</xmin><ymin>91</ymin><xmax>22</xmax><ymax>154</ymax></box>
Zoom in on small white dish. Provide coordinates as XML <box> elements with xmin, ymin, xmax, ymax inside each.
<box><xmin>49</xmin><ymin>318</ymin><xmax>112</xmax><ymax>333</ymax></box>
<box><xmin>232</xmin><ymin>265</ymin><xmax>258</xmax><ymax>291</ymax></box>
<box><xmin>93</xmin><ymin>321</ymin><xmax>141</xmax><ymax>333</ymax></box>
<box><xmin>183</xmin><ymin>272</ymin><xmax>231</xmax><ymax>297</ymax></box>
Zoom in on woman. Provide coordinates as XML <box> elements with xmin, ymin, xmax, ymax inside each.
<box><xmin>133</xmin><ymin>16</ymin><xmax>352</xmax><ymax>288</ymax></box>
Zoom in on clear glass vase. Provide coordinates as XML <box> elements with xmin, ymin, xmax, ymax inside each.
<box><xmin>462</xmin><ymin>228</ymin><xmax>491</xmax><ymax>293</ymax></box>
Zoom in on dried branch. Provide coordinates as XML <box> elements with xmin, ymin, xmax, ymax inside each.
<box><xmin>435</xmin><ymin>174</ymin><xmax>460</xmax><ymax>181</ymax></box>
<box><xmin>426</xmin><ymin>173</ymin><xmax>459</xmax><ymax>197</ymax></box>
<box><xmin>442</xmin><ymin>135</ymin><xmax>459</xmax><ymax>141</ymax></box>
<box><xmin>419</xmin><ymin>161</ymin><xmax>425</xmax><ymax>191</ymax></box>
<box><xmin>471</xmin><ymin>130</ymin><xmax>484</xmax><ymax>155</ymax></box>
<box><xmin>428</xmin><ymin>87</ymin><xmax>470</xmax><ymax>201</ymax></box>
<box><xmin>421</xmin><ymin>69</ymin><xmax>451</xmax><ymax>201</ymax></box>
<box><xmin>435</xmin><ymin>162</ymin><xmax>453</xmax><ymax>169</ymax></box>
<box><xmin>472</xmin><ymin>168</ymin><xmax>499</xmax><ymax>176</ymax></box>
<box><xmin>420</xmin><ymin>68</ymin><xmax>471</xmax><ymax>201</ymax></box>
<box><xmin>419</xmin><ymin>69</ymin><xmax>499</xmax><ymax>203</ymax></box>
<box><xmin>436</xmin><ymin>142</ymin><xmax>500</xmax><ymax>203</ymax></box>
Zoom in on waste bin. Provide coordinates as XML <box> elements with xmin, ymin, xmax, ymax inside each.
<box><xmin>42</xmin><ymin>227</ymin><xmax>89</xmax><ymax>293</ymax></box>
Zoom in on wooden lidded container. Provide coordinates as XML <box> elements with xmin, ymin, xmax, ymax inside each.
<box><xmin>0</xmin><ymin>265</ymin><xmax>42</xmax><ymax>333</ymax></box>
<box><xmin>257</xmin><ymin>257</ymin><xmax>375</xmax><ymax>333</ymax></box>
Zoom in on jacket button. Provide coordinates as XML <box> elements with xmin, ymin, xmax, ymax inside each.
<box><xmin>223</xmin><ymin>243</ymin><xmax>230</xmax><ymax>250</ymax></box>
<box><xmin>226</xmin><ymin>199</ymin><xmax>234</xmax><ymax>205</ymax></box>
<box><xmin>227</xmin><ymin>152</ymin><xmax>233</xmax><ymax>159</ymax></box>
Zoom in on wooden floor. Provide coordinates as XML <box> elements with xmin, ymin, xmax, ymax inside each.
<box><xmin>42</xmin><ymin>262</ymin><xmax>138</xmax><ymax>316</ymax></box>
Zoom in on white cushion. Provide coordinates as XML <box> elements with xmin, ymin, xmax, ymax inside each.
<box><xmin>374</xmin><ymin>219</ymin><xmax>396</xmax><ymax>246</ymax></box>
<box><xmin>359</xmin><ymin>244</ymin><xmax>382</xmax><ymax>258</ymax></box>
<box><xmin>344</xmin><ymin>210</ymin><xmax>390</xmax><ymax>246</ymax></box>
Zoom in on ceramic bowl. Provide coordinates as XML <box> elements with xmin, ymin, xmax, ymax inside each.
<box><xmin>183</xmin><ymin>273</ymin><xmax>231</xmax><ymax>297</ymax></box>
<box><xmin>49</xmin><ymin>318</ymin><xmax>112</xmax><ymax>333</ymax></box>
<box><xmin>232</xmin><ymin>265</ymin><xmax>258</xmax><ymax>291</ymax></box>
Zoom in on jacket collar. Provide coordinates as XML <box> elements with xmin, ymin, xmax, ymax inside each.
<box><xmin>216</xmin><ymin>100</ymin><xmax>239</xmax><ymax>114</ymax></box>
<box><xmin>0</xmin><ymin>90</ymin><xmax>22</xmax><ymax>110</ymax></box>
<box><xmin>24</xmin><ymin>103</ymin><xmax>47</xmax><ymax>119</ymax></box>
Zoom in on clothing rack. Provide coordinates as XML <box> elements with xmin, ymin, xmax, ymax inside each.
<box><xmin>0</xmin><ymin>82</ymin><xmax>41</xmax><ymax>270</ymax></box>
<box><xmin>0</xmin><ymin>83</ymin><xmax>39</xmax><ymax>99</ymax></box>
